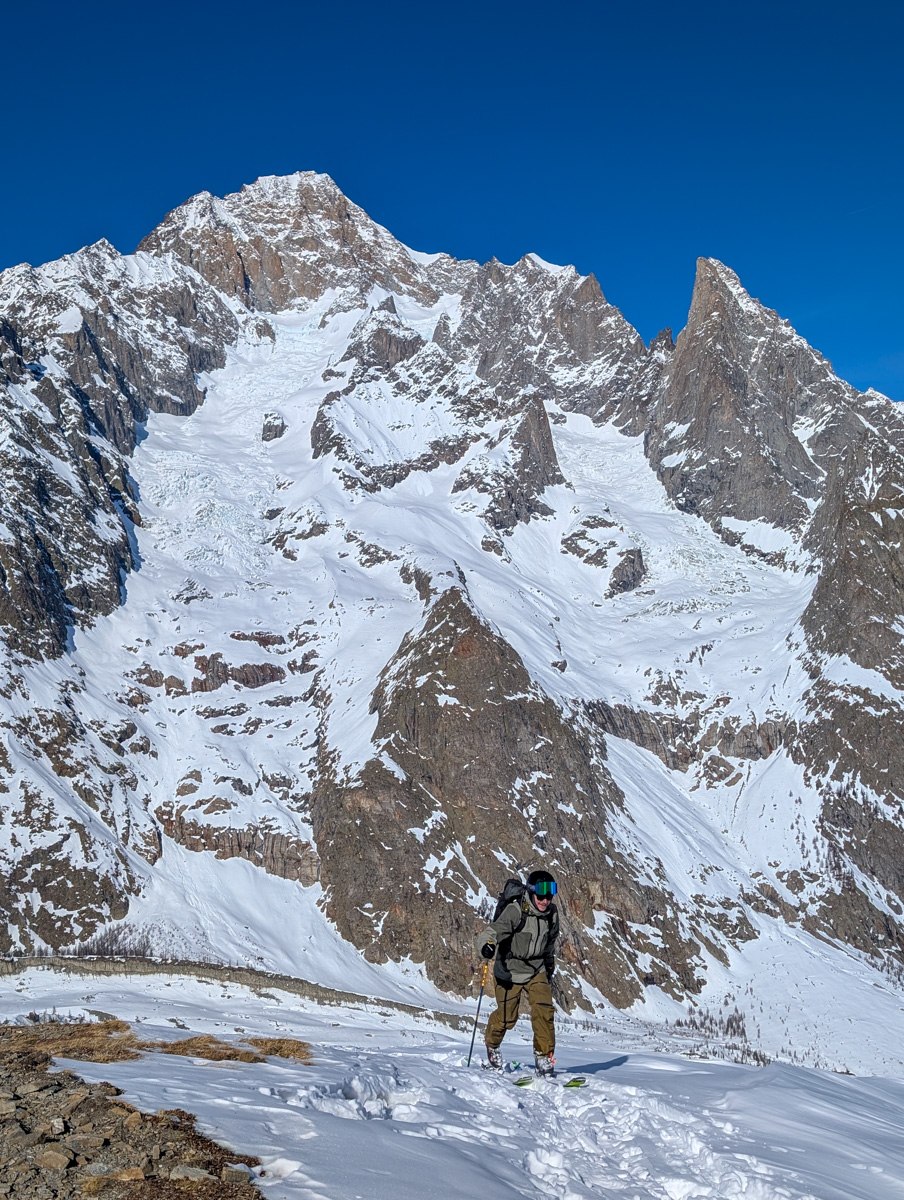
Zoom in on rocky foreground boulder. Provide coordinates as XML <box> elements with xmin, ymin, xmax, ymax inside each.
<box><xmin>0</xmin><ymin>1023</ymin><xmax>260</xmax><ymax>1197</ymax></box>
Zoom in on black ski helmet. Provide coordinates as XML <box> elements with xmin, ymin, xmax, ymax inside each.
<box><xmin>527</xmin><ymin>869</ymin><xmax>557</xmax><ymax>898</ymax></box>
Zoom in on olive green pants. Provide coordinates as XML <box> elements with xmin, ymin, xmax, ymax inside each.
<box><xmin>485</xmin><ymin>974</ymin><xmax>555</xmax><ymax>1056</ymax></box>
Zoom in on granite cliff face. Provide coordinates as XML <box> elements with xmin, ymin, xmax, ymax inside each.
<box><xmin>1</xmin><ymin>172</ymin><xmax>904</xmax><ymax>1016</ymax></box>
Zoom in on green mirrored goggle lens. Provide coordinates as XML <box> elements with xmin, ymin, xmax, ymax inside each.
<box><xmin>533</xmin><ymin>880</ymin><xmax>557</xmax><ymax>897</ymax></box>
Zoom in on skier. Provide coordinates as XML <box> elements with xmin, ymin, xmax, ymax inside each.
<box><xmin>478</xmin><ymin>869</ymin><xmax>559</xmax><ymax>1076</ymax></box>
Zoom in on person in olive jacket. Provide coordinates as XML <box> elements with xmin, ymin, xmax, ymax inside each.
<box><xmin>478</xmin><ymin>869</ymin><xmax>559</xmax><ymax>1075</ymax></box>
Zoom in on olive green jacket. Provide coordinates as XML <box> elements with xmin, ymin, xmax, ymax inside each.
<box><xmin>479</xmin><ymin>898</ymin><xmax>558</xmax><ymax>984</ymax></box>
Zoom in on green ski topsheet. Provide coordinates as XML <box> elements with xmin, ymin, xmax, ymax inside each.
<box><xmin>514</xmin><ymin>1075</ymin><xmax>588</xmax><ymax>1087</ymax></box>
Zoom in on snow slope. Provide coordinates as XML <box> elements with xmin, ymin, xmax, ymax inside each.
<box><xmin>71</xmin><ymin>291</ymin><xmax>815</xmax><ymax>862</ymax></box>
<box><xmin>4</xmin><ymin>969</ymin><xmax>903</xmax><ymax>1200</ymax></box>
<box><xmin>0</xmin><ymin>279</ymin><xmax>899</xmax><ymax>1071</ymax></box>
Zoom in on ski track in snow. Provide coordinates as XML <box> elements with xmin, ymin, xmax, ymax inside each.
<box><xmin>5</xmin><ymin>971</ymin><xmax>903</xmax><ymax>1200</ymax></box>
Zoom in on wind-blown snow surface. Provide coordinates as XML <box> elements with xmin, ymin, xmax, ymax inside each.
<box><xmin>8</xmin><ymin>283</ymin><xmax>897</xmax><ymax>1073</ymax></box>
<box><xmin>4</xmin><ymin>970</ymin><xmax>903</xmax><ymax>1200</ymax></box>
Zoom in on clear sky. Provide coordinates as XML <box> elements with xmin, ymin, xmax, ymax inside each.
<box><xmin>2</xmin><ymin>0</ymin><xmax>901</xmax><ymax>396</ymax></box>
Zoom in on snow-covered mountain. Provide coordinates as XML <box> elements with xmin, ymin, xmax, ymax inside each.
<box><xmin>3</xmin><ymin>171</ymin><xmax>904</xmax><ymax>1058</ymax></box>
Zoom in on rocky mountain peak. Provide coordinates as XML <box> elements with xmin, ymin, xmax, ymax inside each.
<box><xmin>137</xmin><ymin>170</ymin><xmax>441</xmax><ymax>311</ymax></box>
<box><xmin>3</xmin><ymin>173</ymin><xmax>904</xmax><ymax>1041</ymax></box>
<box><xmin>645</xmin><ymin>257</ymin><xmax>863</xmax><ymax>538</ymax></box>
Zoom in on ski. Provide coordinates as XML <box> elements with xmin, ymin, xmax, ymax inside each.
<box><xmin>476</xmin><ymin>1058</ymin><xmax>588</xmax><ymax>1087</ymax></box>
<box><xmin>513</xmin><ymin>1074</ymin><xmax>588</xmax><ymax>1088</ymax></box>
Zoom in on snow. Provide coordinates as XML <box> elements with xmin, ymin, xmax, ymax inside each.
<box><xmin>318</xmin><ymin>365</ymin><xmax>476</xmax><ymax>470</ymax></box>
<box><xmin>392</xmin><ymin>288</ymin><xmax>463</xmax><ymax>336</ymax></box>
<box><xmin>121</xmin><ymin>844</ymin><xmax>449</xmax><ymax>1007</ymax></box>
<box><xmin>720</xmin><ymin>516</ymin><xmax>809</xmax><ymax>561</ymax></box>
<box><xmin>4</xmin><ymin>969</ymin><xmax>904</xmax><ymax>1200</ymax></box>
<box><xmin>55</xmin><ymin>304</ymin><xmax>83</xmax><ymax>333</ymax></box>
<box><xmin>526</xmin><ymin>252</ymin><xmax>569</xmax><ymax>275</ymax></box>
<box><xmin>818</xmin><ymin>653</ymin><xmax>904</xmax><ymax>703</ymax></box>
<box><xmin>402</xmin><ymin>245</ymin><xmax>444</xmax><ymax>266</ymax></box>
<box><xmin>463</xmin><ymin>412</ymin><xmax>817</xmax><ymax>725</ymax></box>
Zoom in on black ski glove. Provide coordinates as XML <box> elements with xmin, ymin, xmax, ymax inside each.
<box><xmin>481</xmin><ymin>942</ymin><xmax>496</xmax><ymax>959</ymax></box>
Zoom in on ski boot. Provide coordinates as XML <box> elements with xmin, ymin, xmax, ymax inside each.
<box><xmin>534</xmin><ymin>1053</ymin><xmax>556</xmax><ymax>1078</ymax></box>
<box><xmin>485</xmin><ymin>1044</ymin><xmax>504</xmax><ymax>1071</ymax></box>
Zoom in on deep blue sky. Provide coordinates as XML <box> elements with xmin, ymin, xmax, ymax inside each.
<box><xmin>2</xmin><ymin>0</ymin><xmax>901</xmax><ymax>396</ymax></box>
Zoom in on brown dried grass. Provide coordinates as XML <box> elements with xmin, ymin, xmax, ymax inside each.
<box><xmin>78</xmin><ymin>1176</ymin><xmax>107</xmax><ymax>1196</ymax></box>
<box><xmin>0</xmin><ymin>1020</ymin><xmax>144</xmax><ymax>1062</ymax></box>
<box><xmin>0</xmin><ymin>1021</ymin><xmax>312</xmax><ymax>1067</ymax></box>
<box><xmin>159</xmin><ymin>1035</ymin><xmax>263</xmax><ymax>1063</ymax></box>
<box><xmin>244</xmin><ymin>1037</ymin><xmax>313</xmax><ymax>1063</ymax></box>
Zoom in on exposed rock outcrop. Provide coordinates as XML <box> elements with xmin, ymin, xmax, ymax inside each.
<box><xmin>0</xmin><ymin>241</ymin><xmax>239</xmax><ymax>659</ymax></box>
<box><xmin>153</xmin><ymin>803</ymin><xmax>320</xmax><ymax>884</ymax></box>
<box><xmin>644</xmin><ymin>258</ymin><xmax>835</xmax><ymax>532</ymax></box>
<box><xmin>313</xmin><ymin>587</ymin><xmax>706</xmax><ymax>1005</ymax></box>
<box><xmin>0</xmin><ymin>1032</ymin><xmax>260</xmax><ymax>1197</ymax></box>
<box><xmin>137</xmin><ymin>171</ymin><xmax>444</xmax><ymax>311</ymax></box>
<box><xmin>606</xmin><ymin>548</ymin><xmax>646</xmax><ymax>596</ymax></box>
<box><xmin>452</xmin><ymin>396</ymin><xmax>565</xmax><ymax>531</ymax></box>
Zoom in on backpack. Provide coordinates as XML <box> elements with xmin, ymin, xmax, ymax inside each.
<box><xmin>491</xmin><ymin>877</ymin><xmax>558</xmax><ymax>975</ymax></box>
<box><xmin>493</xmin><ymin>878</ymin><xmax>527</xmax><ymax>924</ymax></box>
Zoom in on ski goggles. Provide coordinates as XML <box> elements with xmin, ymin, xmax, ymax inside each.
<box><xmin>530</xmin><ymin>880</ymin><xmax>557</xmax><ymax>897</ymax></box>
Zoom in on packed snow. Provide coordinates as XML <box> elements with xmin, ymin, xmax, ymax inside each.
<box><xmin>4</xmin><ymin>968</ymin><xmax>903</xmax><ymax>1200</ymax></box>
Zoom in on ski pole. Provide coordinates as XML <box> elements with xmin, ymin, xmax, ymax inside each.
<box><xmin>466</xmin><ymin>960</ymin><xmax>489</xmax><ymax>1067</ymax></box>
